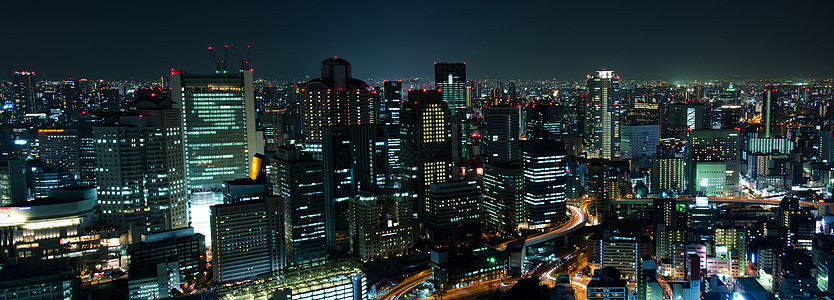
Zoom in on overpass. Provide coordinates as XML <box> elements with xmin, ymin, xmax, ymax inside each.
<box><xmin>378</xmin><ymin>204</ymin><xmax>591</xmax><ymax>300</ymax></box>
<box><xmin>380</xmin><ymin>195</ymin><xmax>811</xmax><ymax>298</ymax></box>
<box><xmin>377</xmin><ymin>269</ymin><xmax>432</xmax><ymax>300</ymax></box>
<box><xmin>493</xmin><ymin>203</ymin><xmax>591</xmax><ymax>273</ymax></box>
<box><xmin>613</xmin><ymin>195</ymin><xmax>816</xmax><ymax>207</ymax></box>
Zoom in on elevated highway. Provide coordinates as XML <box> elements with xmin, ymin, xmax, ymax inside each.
<box><xmin>613</xmin><ymin>195</ymin><xmax>815</xmax><ymax>207</ymax></box>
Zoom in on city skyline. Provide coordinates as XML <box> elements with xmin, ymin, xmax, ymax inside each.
<box><xmin>3</xmin><ymin>1</ymin><xmax>834</xmax><ymax>80</ymax></box>
<box><xmin>3</xmin><ymin>2</ymin><xmax>834</xmax><ymax>300</ymax></box>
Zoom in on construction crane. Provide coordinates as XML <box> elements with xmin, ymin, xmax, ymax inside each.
<box><xmin>228</xmin><ymin>45</ymin><xmax>252</xmax><ymax>71</ymax></box>
<box><xmin>207</xmin><ymin>46</ymin><xmax>229</xmax><ymax>74</ymax></box>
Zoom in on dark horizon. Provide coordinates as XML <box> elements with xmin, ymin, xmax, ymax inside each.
<box><xmin>3</xmin><ymin>0</ymin><xmax>834</xmax><ymax>81</ymax></box>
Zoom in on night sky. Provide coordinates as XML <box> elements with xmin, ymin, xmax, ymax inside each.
<box><xmin>3</xmin><ymin>0</ymin><xmax>833</xmax><ymax>81</ymax></box>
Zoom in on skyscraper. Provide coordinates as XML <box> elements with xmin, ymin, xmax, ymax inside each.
<box><xmin>525</xmin><ymin>102</ymin><xmax>563</xmax><ymax>141</ymax></box>
<box><xmin>128</xmin><ymin>227</ymin><xmax>207</xmax><ymax>283</ymax></box>
<box><xmin>585</xmin><ymin>70</ymin><xmax>620</xmax><ymax>160</ymax></box>
<box><xmin>211</xmin><ymin>198</ymin><xmax>285</xmax><ymax>283</ymax></box>
<box><xmin>650</xmin><ymin>156</ymin><xmax>686</xmax><ymax>195</ymax></box>
<box><xmin>28</xmin><ymin>163</ymin><xmax>76</xmax><ymax>199</ymax></box>
<box><xmin>381</xmin><ymin>80</ymin><xmax>403</xmax><ymax>186</ymax></box>
<box><xmin>662</xmin><ymin>103</ymin><xmax>709</xmax><ymax>138</ymax></box>
<box><xmin>400</xmin><ymin>89</ymin><xmax>453</xmax><ymax>226</ymax></box>
<box><xmin>349</xmin><ymin>190</ymin><xmax>413</xmax><ymax>262</ymax></box>
<box><xmin>434</xmin><ymin>63</ymin><xmax>466</xmax><ymax>114</ymax></box>
<box><xmin>93</xmin><ymin>96</ymin><xmax>188</xmax><ymax>236</ymax></box>
<box><xmin>586</xmin><ymin>159</ymin><xmax>622</xmax><ymax>217</ymax></box>
<box><xmin>170</xmin><ymin>70</ymin><xmax>258</xmax><ymax>238</ymax></box>
<box><xmin>36</xmin><ymin>128</ymin><xmax>96</xmax><ymax>186</ymax></box>
<box><xmin>620</xmin><ymin>124</ymin><xmax>660</xmax><ymax>160</ymax></box>
<box><xmin>380</xmin><ymin>80</ymin><xmax>402</xmax><ymax>126</ymax></box>
<box><xmin>0</xmin><ymin>158</ymin><xmax>26</xmax><ymax>206</ymax></box>
<box><xmin>521</xmin><ymin>140</ymin><xmax>567</xmax><ymax>229</ymax></box>
<box><xmin>687</xmin><ymin>129</ymin><xmax>740</xmax><ymax>196</ymax></box>
<box><xmin>300</xmin><ymin>57</ymin><xmax>375</xmax><ymax>159</ymax></box>
<box><xmin>424</xmin><ymin>180</ymin><xmax>481</xmax><ymax>246</ymax></box>
<box><xmin>322</xmin><ymin>124</ymin><xmax>392</xmax><ymax>250</ymax></box>
<box><xmin>482</xmin><ymin>162</ymin><xmax>523</xmax><ymax>236</ymax></box>
<box><xmin>11</xmin><ymin>71</ymin><xmax>37</xmax><ymax>117</ymax></box>
<box><xmin>482</xmin><ymin>106</ymin><xmax>521</xmax><ymax>164</ymax></box>
<box><xmin>221</xmin><ymin>154</ymin><xmax>271</xmax><ymax>204</ymax></box>
<box><xmin>268</xmin><ymin>146</ymin><xmax>327</xmax><ymax>264</ymax></box>
<box><xmin>719</xmin><ymin>83</ymin><xmax>740</xmax><ymax>106</ymax></box>
<box><xmin>763</xmin><ymin>85</ymin><xmax>778</xmax><ymax>139</ymax></box>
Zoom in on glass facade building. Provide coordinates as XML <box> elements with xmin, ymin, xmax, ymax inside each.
<box><xmin>521</xmin><ymin>140</ymin><xmax>567</xmax><ymax>229</ymax></box>
<box><xmin>171</xmin><ymin>70</ymin><xmax>257</xmax><ymax>240</ymax></box>
<box><xmin>434</xmin><ymin>63</ymin><xmax>467</xmax><ymax>114</ymax></box>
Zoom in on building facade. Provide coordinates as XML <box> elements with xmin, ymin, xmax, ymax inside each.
<box><xmin>585</xmin><ymin>70</ymin><xmax>620</xmax><ymax>160</ymax></box>
<box><xmin>520</xmin><ymin>140</ymin><xmax>567</xmax><ymax>229</ymax></box>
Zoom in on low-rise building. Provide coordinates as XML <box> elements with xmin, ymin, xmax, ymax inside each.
<box><xmin>129</xmin><ymin>227</ymin><xmax>206</xmax><ymax>283</ymax></box>
<box><xmin>349</xmin><ymin>190</ymin><xmax>413</xmax><ymax>262</ymax></box>
<box><xmin>431</xmin><ymin>248</ymin><xmax>506</xmax><ymax>291</ymax></box>
<box><xmin>0</xmin><ymin>257</ymin><xmax>78</xmax><ymax>299</ymax></box>
<box><xmin>215</xmin><ymin>258</ymin><xmax>367</xmax><ymax>300</ymax></box>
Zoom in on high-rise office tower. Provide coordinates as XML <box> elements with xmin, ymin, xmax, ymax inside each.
<box><xmin>300</xmin><ymin>58</ymin><xmax>375</xmax><ymax>159</ymax></box>
<box><xmin>652</xmin><ymin>198</ymin><xmax>690</xmax><ymax>279</ymax></box>
<box><xmin>585</xmin><ymin>70</ymin><xmax>620</xmax><ymax>159</ymax></box>
<box><xmin>436</xmin><ymin>63</ymin><xmax>467</xmax><ymax>163</ymax></box>
<box><xmin>821</xmin><ymin>130</ymin><xmax>834</xmax><ymax>163</ymax></box>
<box><xmin>58</xmin><ymin>80</ymin><xmax>86</xmax><ymax>118</ymax></box>
<box><xmin>719</xmin><ymin>84</ymin><xmax>740</xmax><ymax>106</ymax></box>
<box><xmin>11</xmin><ymin>71</ymin><xmax>37</xmax><ymax>117</ymax></box>
<box><xmin>400</xmin><ymin>89</ymin><xmax>453</xmax><ymax>226</ymax></box>
<box><xmin>482</xmin><ymin>162</ymin><xmax>523</xmax><ymax>236</ymax></box>
<box><xmin>586</xmin><ymin>159</ymin><xmax>615</xmax><ymax>214</ymax></box>
<box><xmin>322</xmin><ymin>125</ymin><xmax>392</xmax><ymax>250</ymax></box>
<box><xmin>424</xmin><ymin>180</ymin><xmax>481</xmax><ymax>246</ymax></box>
<box><xmin>482</xmin><ymin>106</ymin><xmax>520</xmax><ymax>164</ymax></box>
<box><xmin>381</xmin><ymin>80</ymin><xmax>403</xmax><ymax>186</ymax></box>
<box><xmin>381</xmin><ymin>80</ymin><xmax>402</xmax><ymax>126</ymax></box>
<box><xmin>28</xmin><ymin>163</ymin><xmax>77</xmax><ymax>199</ymax></box>
<box><xmin>620</xmin><ymin>124</ymin><xmax>660</xmax><ymax>160</ymax></box>
<box><xmin>221</xmin><ymin>154</ymin><xmax>271</xmax><ymax>204</ymax></box>
<box><xmin>434</xmin><ymin>63</ymin><xmax>466</xmax><ymax>114</ymax></box>
<box><xmin>595</xmin><ymin>232</ymin><xmax>651</xmax><ymax>281</ymax></box>
<box><xmin>763</xmin><ymin>85</ymin><xmax>778</xmax><ymax>139</ymax></box>
<box><xmin>525</xmin><ymin>102</ymin><xmax>563</xmax><ymax>141</ymax></box>
<box><xmin>211</xmin><ymin>197</ymin><xmax>285</xmax><ymax>283</ymax></box>
<box><xmin>662</xmin><ymin>103</ymin><xmax>709</xmax><ymax>138</ymax></box>
<box><xmin>687</xmin><ymin>129</ymin><xmax>740</xmax><ymax>196</ymax></box>
<box><xmin>650</xmin><ymin>156</ymin><xmax>686</xmax><ymax>195</ymax></box>
<box><xmin>128</xmin><ymin>227</ymin><xmax>207</xmax><ymax>282</ymax></box>
<box><xmin>0</xmin><ymin>158</ymin><xmax>26</xmax><ymax>206</ymax></box>
<box><xmin>36</xmin><ymin>127</ymin><xmax>96</xmax><ymax>186</ymax></box>
<box><xmin>507</xmin><ymin>81</ymin><xmax>518</xmax><ymax>105</ymax></box>
<box><xmin>268</xmin><ymin>146</ymin><xmax>327</xmax><ymax>264</ymax></box>
<box><xmin>170</xmin><ymin>69</ymin><xmax>257</xmax><ymax>238</ymax></box>
<box><xmin>260</xmin><ymin>107</ymin><xmax>301</xmax><ymax>150</ymax></box>
<box><xmin>521</xmin><ymin>140</ymin><xmax>567</xmax><ymax>229</ymax></box>
<box><xmin>349</xmin><ymin>190</ymin><xmax>413</xmax><ymax>262</ymax></box>
<box><xmin>322</xmin><ymin>125</ymin><xmax>392</xmax><ymax>195</ymax></box>
<box><xmin>93</xmin><ymin>96</ymin><xmax>188</xmax><ymax>236</ymax></box>
<box><xmin>652</xmin><ymin>198</ymin><xmax>687</xmax><ymax>229</ymax></box>
<box><xmin>586</xmin><ymin>159</ymin><xmax>630</xmax><ymax>218</ymax></box>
